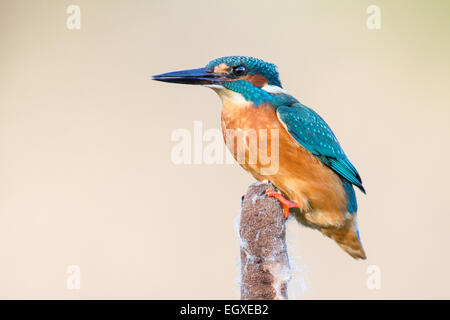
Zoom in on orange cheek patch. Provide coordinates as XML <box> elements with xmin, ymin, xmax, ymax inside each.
<box><xmin>241</xmin><ymin>74</ymin><xmax>268</xmax><ymax>88</ymax></box>
<box><xmin>214</xmin><ymin>63</ymin><xmax>230</xmax><ymax>74</ymax></box>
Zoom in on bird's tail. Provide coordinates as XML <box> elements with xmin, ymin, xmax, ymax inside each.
<box><xmin>320</xmin><ymin>216</ymin><xmax>366</xmax><ymax>260</ymax></box>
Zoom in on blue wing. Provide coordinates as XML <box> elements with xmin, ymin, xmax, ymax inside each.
<box><xmin>277</xmin><ymin>103</ymin><xmax>365</xmax><ymax>194</ymax></box>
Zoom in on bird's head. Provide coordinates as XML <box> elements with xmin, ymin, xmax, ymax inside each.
<box><xmin>152</xmin><ymin>56</ymin><xmax>285</xmax><ymax>105</ymax></box>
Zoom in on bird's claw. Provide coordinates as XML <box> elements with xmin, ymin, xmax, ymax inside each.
<box><xmin>264</xmin><ymin>189</ymin><xmax>300</xmax><ymax>219</ymax></box>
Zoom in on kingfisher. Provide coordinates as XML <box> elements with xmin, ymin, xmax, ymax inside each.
<box><xmin>153</xmin><ymin>56</ymin><xmax>366</xmax><ymax>259</ymax></box>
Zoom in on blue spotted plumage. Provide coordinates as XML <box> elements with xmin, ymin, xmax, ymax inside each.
<box><xmin>276</xmin><ymin>104</ymin><xmax>365</xmax><ymax>194</ymax></box>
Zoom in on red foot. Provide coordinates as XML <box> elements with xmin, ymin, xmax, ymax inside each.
<box><xmin>265</xmin><ymin>189</ymin><xmax>300</xmax><ymax>218</ymax></box>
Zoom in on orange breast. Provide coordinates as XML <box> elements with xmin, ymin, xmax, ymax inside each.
<box><xmin>221</xmin><ymin>101</ymin><xmax>349</xmax><ymax>227</ymax></box>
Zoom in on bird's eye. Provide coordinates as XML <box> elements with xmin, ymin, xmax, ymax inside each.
<box><xmin>233</xmin><ymin>65</ymin><xmax>246</xmax><ymax>77</ymax></box>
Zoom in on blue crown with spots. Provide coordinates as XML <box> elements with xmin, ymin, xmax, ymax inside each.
<box><xmin>206</xmin><ymin>56</ymin><xmax>282</xmax><ymax>88</ymax></box>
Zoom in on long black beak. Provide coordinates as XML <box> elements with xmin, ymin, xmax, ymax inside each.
<box><xmin>152</xmin><ymin>67</ymin><xmax>224</xmax><ymax>85</ymax></box>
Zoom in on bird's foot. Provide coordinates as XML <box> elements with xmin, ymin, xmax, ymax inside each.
<box><xmin>264</xmin><ymin>189</ymin><xmax>300</xmax><ymax>219</ymax></box>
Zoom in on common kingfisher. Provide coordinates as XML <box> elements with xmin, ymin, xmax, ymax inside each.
<box><xmin>153</xmin><ymin>56</ymin><xmax>366</xmax><ymax>259</ymax></box>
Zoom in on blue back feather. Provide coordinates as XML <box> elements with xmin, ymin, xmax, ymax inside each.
<box><xmin>277</xmin><ymin>104</ymin><xmax>366</xmax><ymax>202</ymax></box>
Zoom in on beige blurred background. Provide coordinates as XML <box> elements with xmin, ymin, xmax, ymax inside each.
<box><xmin>1</xmin><ymin>0</ymin><xmax>449</xmax><ymax>299</ymax></box>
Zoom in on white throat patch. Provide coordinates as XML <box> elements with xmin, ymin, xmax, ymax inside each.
<box><xmin>261</xmin><ymin>84</ymin><xmax>288</xmax><ymax>94</ymax></box>
<box><xmin>204</xmin><ymin>84</ymin><xmax>249</xmax><ymax>105</ymax></box>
